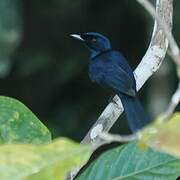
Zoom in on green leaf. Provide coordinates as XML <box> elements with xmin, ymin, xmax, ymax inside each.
<box><xmin>0</xmin><ymin>138</ymin><xmax>91</xmax><ymax>180</ymax></box>
<box><xmin>0</xmin><ymin>96</ymin><xmax>51</xmax><ymax>144</ymax></box>
<box><xmin>77</xmin><ymin>142</ymin><xmax>180</xmax><ymax>180</ymax></box>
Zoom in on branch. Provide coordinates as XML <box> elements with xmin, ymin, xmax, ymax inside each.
<box><xmin>136</xmin><ymin>0</ymin><xmax>180</xmax><ymax>66</ymax></box>
<box><xmin>81</xmin><ymin>0</ymin><xmax>173</xmax><ymax>150</ymax></box>
<box><xmin>136</xmin><ymin>0</ymin><xmax>180</xmax><ymax>120</ymax></box>
<box><xmin>99</xmin><ymin>132</ymin><xmax>138</xmax><ymax>143</ymax></box>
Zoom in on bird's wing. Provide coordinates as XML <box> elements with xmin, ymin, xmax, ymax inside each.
<box><xmin>103</xmin><ymin>64</ymin><xmax>136</xmax><ymax>97</ymax></box>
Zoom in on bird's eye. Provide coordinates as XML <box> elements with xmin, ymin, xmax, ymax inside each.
<box><xmin>92</xmin><ymin>38</ymin><xmax>97</xmax><ymax>42</ymax></box>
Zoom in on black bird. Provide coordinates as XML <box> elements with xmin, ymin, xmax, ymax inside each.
<box><xmin>71</xmin><ymin>32</ymin><xmax>150</xmax><ymax>132</ymax></box>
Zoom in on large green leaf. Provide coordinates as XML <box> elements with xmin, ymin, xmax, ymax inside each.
<box><xmin>0</xmin><ymin>96</ymin><xmax>51</xmax><ymax>144</ymax></box>
<box><xmin>77</xmin><ymin>142</ymin><xmax>180</xmax><ymax>180</ymax></box>
<box><xmin>0</xmin><ymin>138</ymin><xmax>91</xmax><ymax>180</ymax></box>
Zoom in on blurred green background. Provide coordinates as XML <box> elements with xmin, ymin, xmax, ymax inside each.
<box><xmin>0</xmin><ymin>0</ymin><xmax>179</xmax><ymax>140</ymax></box>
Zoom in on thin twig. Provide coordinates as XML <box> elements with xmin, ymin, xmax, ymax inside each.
<box><xmin>99</xmin><ymin>133</ymin><xmax>138</xmax><ymax>143</ymax></box>
<box><xmin>161</xmin><ymin>82</ymin><xmax>180</xmax><ymax>120</ymax></box>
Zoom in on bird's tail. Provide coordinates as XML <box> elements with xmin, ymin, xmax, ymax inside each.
<box><xmin>120</xmin><ymin>94</ymin><xmax>150</xmax><ymax>132</ymax></box>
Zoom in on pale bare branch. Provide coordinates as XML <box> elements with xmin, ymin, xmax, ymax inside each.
<box><xmin>136</xmin><ymin>0</ymin><xmax>180</xmax><ymax>66</ymax></box>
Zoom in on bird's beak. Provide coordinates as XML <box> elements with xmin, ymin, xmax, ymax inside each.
<box><xmin>70</xmin><ymin>34</ymin><xmax>84</xmax><ymax>41</ymax></box>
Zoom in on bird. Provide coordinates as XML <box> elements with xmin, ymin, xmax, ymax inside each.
<box><xmin>70</xmin><ymin>32</ymin><xmax>150</xmax><ymax>132</ymax></box>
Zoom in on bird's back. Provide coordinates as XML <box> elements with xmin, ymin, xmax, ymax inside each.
<box><xmin>88</xmin><ymin>50</ymin><xmax>136</xmax><ymax>91</ymax></box>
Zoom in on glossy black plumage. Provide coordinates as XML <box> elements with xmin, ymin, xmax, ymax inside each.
<box><xmin>71</xmin><ymin>32</ymin><xmax>150</xmax><ymax>132</ymax></box>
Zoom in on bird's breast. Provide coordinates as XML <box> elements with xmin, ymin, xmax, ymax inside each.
<box><xmin>88</xmin><ymin>60</ymin><xmax>106</xmax><ymax>82</ymax></box>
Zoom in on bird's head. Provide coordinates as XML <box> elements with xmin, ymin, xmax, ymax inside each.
<box><xmin>70</xmin><ymin>32</ymin><xmax>111</xmax><ymax>58</ymax></box>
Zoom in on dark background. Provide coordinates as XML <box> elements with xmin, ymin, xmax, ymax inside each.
<box><xmin>0</xmin><ymin>0</ymin><xmax>179</xmax><ymax>140</ymax></box>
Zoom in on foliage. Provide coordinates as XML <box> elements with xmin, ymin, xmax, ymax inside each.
<box><xmin>0</xmin><ymin>138</ymin><xmax>91</xmax><ymax>180</ymax></box>
<box><xmin>77</xmin><ymin>142</ymin><xmax>180</xmax><ymax>180</ymax></box>
<box><xmin>0</xmin><ymin>96</ymin><xmax>179</xmax><ymax>180</ymax></box>
<box><xmin>0</xmin><ymin>0</ymin><xmax>179</xmax><ymax>179</ymax></box>
<box><xmin>77</xmin><ymin>113</ymin><xmax>180</xmax><ymax>180</ymax></box>
<box><xmin>0</xmin><ymin>96</ymin><xmax>51</xmax><ymax>144</ymax></box>
<box><xmin>0</xmin><ymin>96</ymin><xmax>91</xmax><ymax>180</ymax></box>
<box><xmin>139</xmin><ymin>113</ymin><xmax>180</xmax><ymax>158</ymax></box>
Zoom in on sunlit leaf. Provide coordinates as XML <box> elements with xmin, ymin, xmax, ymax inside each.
<box><xmin>0</xmin><ymin>138</ymin><xmax>91</xmax><ymax>180</ymax></box>
<box><xmin>139</xmin><ymin>112</ymin><xmax>180</xmax><ymax>158</ymax></box>
<box><xmin>0</xmin><ymin>96</ymin><xmax>51</xmax><ymax>144</ymax></box>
